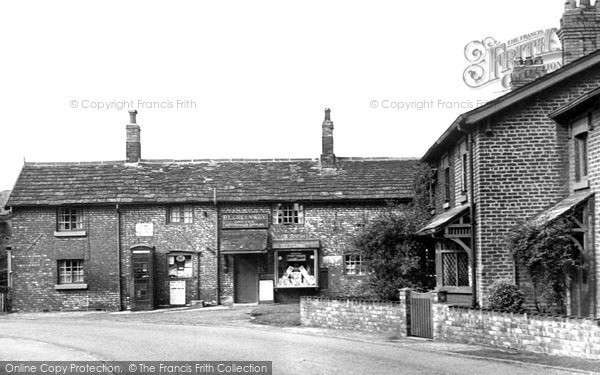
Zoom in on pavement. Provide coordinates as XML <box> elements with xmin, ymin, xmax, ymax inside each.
<box><xmin>1</xmin><ymin>305</ymin><xmax>599</xmax><ymax>374</ymax></box>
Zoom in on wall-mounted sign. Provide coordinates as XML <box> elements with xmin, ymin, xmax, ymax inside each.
<box><xmin>135</xmin><ymin>223</ymin><xmax>154</xmax><ymax>237</ymax></box>
<box><xmin>222</xmin><ymin>213</ymin><xmax>269</xmax><ymax>229</ymax></box>
<box><xmin>170</xmin><ymin>280</ymin><xmax>186</xmax><ymax>305</ymax></box>
<box><xmin>286</xmin><ymin>253</ymin><xmax>306</xmax><ymax>262</ymax></box>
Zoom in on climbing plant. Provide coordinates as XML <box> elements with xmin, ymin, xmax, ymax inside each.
<box><xmin>507</xmin><ymin>218</ymin><xmax>582</xmax><ymax>314</ymax></box>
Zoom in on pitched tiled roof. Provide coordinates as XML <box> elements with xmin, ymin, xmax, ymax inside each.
<box><xmin>422</xmin><ymin>49</ymin><xmax>600</xmax><ymax>163</ymax></box>
<box><xmin>531</xmin><ymin>191</ymin><xmax>593</xmax><ymax>226</ymax></box>
<box><xmin>7</xmin><ymin>158</ymin><xmax>419</xmax><ymax>207</ymax></box>
<box><xmin>416</xmin><ymin>204</ymin><xmax>470</xmax><ymax>235</ymax></box>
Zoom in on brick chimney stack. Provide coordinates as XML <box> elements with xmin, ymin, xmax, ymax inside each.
<box><xmin>126</xmin><ymin>110</ymin><xmax>141</xmax><ymax>163</ymax></box>
<box><xmin>320</xmin><ymin>108</ymin><xmax>336</xmax><ymax>168</ymax></box>
<box><xmin>510</xmin><ymin>56</ymin><xmax>548</xmax><ymax>90</ymax></box>
<box><xmin>558</xmin><ymin>0</ymin><xmax>600</xmax><ymax>66</ymax></box>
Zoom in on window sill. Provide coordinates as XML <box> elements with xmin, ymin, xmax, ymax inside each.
<box><xmin>459</xmin><ymin>194</ymin><xmax>468</xmax><ymax>203</ymax></box>
<box><xmin>54</xmin><ymin>283</ymin><xmax>88</xmax><ymax>290</ymax></box>
<box><xmin>573</xmin><ymin>179</ymin><xmax>590</xmax><ymax>191</ymax></box>
<box><xmin>442</xmin><ymin>202</ymin><xmax>451</xmax><ymax>209</ymax></box>
<box><xmin>54</xmin><ymin>230</ymin><xmax>87</xmax><ymax>238</ymax></box>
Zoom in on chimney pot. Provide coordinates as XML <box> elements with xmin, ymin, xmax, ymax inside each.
<box><xmin>129</xmin><ymin>109</ymin><xmax>138</xmax><ymax>125</ymax></box>
<box><xmin>559</xmin><ymin>0</ymin><xmax>600</xmax><ymax>65</ymax></box>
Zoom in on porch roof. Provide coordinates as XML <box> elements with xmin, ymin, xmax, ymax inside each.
<box><xmin>416</xmin><ymin>204</ymin><xmax>470</xmax><ymax>236</ymax></box>
<box><xmin>531</xmin><ymin>191</ymin><xmax>594</xmax><ymax>226</ymax></box>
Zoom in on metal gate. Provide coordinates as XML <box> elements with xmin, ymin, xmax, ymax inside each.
<box><xmin>410</xmin><ymin>292</ymin><xmax>433</xmax><ymax>339</ymax></box>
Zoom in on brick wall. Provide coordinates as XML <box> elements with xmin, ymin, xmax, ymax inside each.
<box><xmin>220</xmin><ymin>202</ymin><xmax>407</xmax><ymax>302</ymax></box>
<box><xmin>472</xmin><ymin>68</ymin><xmax>600</xmax><ymax>307</ymax></box>
<box><xmin>300</xmin><ymin>296</ymin><xmax>405</xmax><ymax>335</ymax></box>
<box><xmin>10</xmin><ymin>200</ymin><xmax>408</xmax><ymax>311</ymax></box>
<box><xmin>119</xmin><ymin>204</ymin><xmax>217</xmax><ymax>308</ymax></box>
<box><xmin>434</xmin><ymin>305</ymin><xmax>600</xmax><ymax>360</ymax></box>
<box><xmin>10</xmin><ymin>207</ymin><xmax>120</xmax><ymax>312</ymax></box>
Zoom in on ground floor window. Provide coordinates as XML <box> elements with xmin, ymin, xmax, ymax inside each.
<box><xmin>344</xmin><ymin>253</ymin><xmax>365</xmax><ymax>275</ymax></box>
<box><xmin>58</xmin><ymin>260</ymin><xmax>84</xmax><ymax>284</ymax></box>
<box><xmin>275</xmin><ymin>249</ymin><xmax>318</xmax><ymax>288</ymax></box>
<box><xmin>441</xmin><ymin>250</ymin><xmax>469</xmax><ymax>287</ymax></box>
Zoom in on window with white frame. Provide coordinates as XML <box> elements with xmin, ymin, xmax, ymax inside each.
<box><xmin>58</xmin><ymin>260</ymin><xmax>84</xmax><ymax>284</ymax></box>
<box><xmin>344</xmin><ymin>253</ymin><xmax>365</xmax><ymax>276</ymax></box>
<box><xmin>168</xmin><ymin>206</ymin><xmax>193</xmax><ymax>224</ymax></box>
<box><xmin>273</xmin><ymin>203</ymin><xmax>304</xmax><ymax>224</ymax></box>
<box><xmin>57</xmin><ymin>207</ymin><xmax>83</xmax><ymax>231</ymax></box>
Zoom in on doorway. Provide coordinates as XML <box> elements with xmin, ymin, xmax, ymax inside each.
<box><xmin>235</xmin><ymin>255</ymin><xmax>258</xmax><ymax>303</ymax></box>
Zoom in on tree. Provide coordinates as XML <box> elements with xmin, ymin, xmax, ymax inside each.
<box><xmin>353</xmin><ymin>164</ymin><xmax>436</xmax><ymax>301</ymax></box>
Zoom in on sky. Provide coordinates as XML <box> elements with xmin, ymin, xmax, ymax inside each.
<box><xmin>0</xmin><ymin>0</ymin><xmax>567</xmax><ymax>192</ymax></box>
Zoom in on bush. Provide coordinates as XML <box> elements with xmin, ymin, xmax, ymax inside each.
<box><xmin>488</xmin><ymin>280</ymin><xmax>524</xmax><ymax>313</ymax></box>
<box><xmin>353</xmin><ymin>210</ymin><xmax>435</xmax><ymax>301</ymax></box>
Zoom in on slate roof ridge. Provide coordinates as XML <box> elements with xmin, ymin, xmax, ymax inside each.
<box><xmin>23</xmin><ymin>156</ymin><xmax>419</xmax><ymax>167</ymax></box>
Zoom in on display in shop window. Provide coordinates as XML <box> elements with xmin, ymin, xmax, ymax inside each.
<box><xmin>168</xmin><ymin>254</ymin><xmax>192</xmax><ymax>278</ymax></box>
<box><xmin>275</xmin><ymin>249</ymin><xmax>318</xmax><ymax>288</ymax></box>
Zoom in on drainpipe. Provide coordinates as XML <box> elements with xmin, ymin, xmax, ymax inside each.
<box><xmin>214</xmin><ymin>188</ymin><xmax>220</xmax><ymax>305</ymax></box>
<box><xmin>116</xmin><ymin>204</ymin><xmax>122</xmax><ymax>311</ymax></box>
<box><xmin>458</xmin><ymin>125</ymin><xmax>478</xmax><ymax>308</ymax></box>
<box><xmin>468</xmin><ymin>132</ymin><xmax>478</xmax><ymax>308</ymax></box>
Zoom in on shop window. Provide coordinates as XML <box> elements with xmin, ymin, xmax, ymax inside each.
<box><xmin>168</xmin><ymin>206</ymin><xmax>193</xmax><ymax>224</ymax></box>
<box><xmin>273</xmin><ymin>203</ymin><xmax>304</xmax><ymax>224</ymax></box>
<box><xmin>344</xmin><ymin>253</ymin><xmax>365</xmax><ymax>276</ymax></box>
<box><xmin>57</xmin><ymin>207</ymin><xmax>83</xmax><ymax>231</ymax></box>
<box><xmin>168</xmin><ymin>253</ymin><xmax>192</xmax><ymax>278</ymax></box>
<box><xmin>58</xmin><ymin>260</ymin><xmax>84</xmax><ymax>284</ymax></box>
<box><xmin>441</xmin><ymin>250</ymin><xmax>469</xmax><ymax>287</ymax></box>
<box><xmin>275</xmin><ymin>250</ymin><xmax>318</xmax><ymax>288</ymax></box>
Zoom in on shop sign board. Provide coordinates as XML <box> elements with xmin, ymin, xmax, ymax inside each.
<box><xmin>221</xmin><ymin>213</ymin><xmax>269</xmax><ymax>229</ymax></box>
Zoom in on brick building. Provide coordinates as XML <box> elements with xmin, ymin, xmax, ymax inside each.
<box><xmin>417</xmin><ymin>0</ymin><xmax>600</xmax><ymax>316</ymax></box>
<box><xmin>6</xmin><ymin>109</ymin><xmax>418</xmax><ymax>311</ymax></box>
<box><xmin>0</xmin><ymin>190</ymin><xmax>11</xmax><ymax>288</ymax></box>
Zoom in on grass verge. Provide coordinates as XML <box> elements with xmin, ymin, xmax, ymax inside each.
<box><xmin>250</xmin><ymin>304</ymin><xmax>301</xmax><ymax>326</ymax></box>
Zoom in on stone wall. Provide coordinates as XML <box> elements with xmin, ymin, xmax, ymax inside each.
<box><xmin>435</xmin><ymin>305</ymin><xmax>600</xmax><ymax>360</ymax></box>
<box><xmin>301</xmin><ymin>290</ymin><xmax>600</xmax><ymax>360</ymax></box>
<box><xmin>301</xmin><ymin>296</ymin><xmax>406</xmax><ymax>335</ymax></box>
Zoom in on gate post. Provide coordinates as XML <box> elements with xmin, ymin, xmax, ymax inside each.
<box><xmin>399</xmin><ymin>288</ymin><xmax>412</xmax><ymax>337</ymax></box>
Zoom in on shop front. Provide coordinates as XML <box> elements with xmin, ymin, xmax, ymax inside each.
<box><xmin>272</xmin><ymin>239</ymin><xmax>320</xmax><ymax>303</ymax></box>
<box><xmin>220</xmin><ymin>213</ymin><xmax>270</xmax><ymax>304</ymax></box>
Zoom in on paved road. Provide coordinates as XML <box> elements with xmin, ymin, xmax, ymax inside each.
<box><xmin>0</xmin><ymin>309</ymin><xmax>589</xmax><ymax>375</ymax></box>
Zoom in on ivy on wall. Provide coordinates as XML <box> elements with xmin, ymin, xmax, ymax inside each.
<box><xmin>507</xmin><ymin>218</ymin><xmax>582</xmax><ymax>314</ymax></box>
